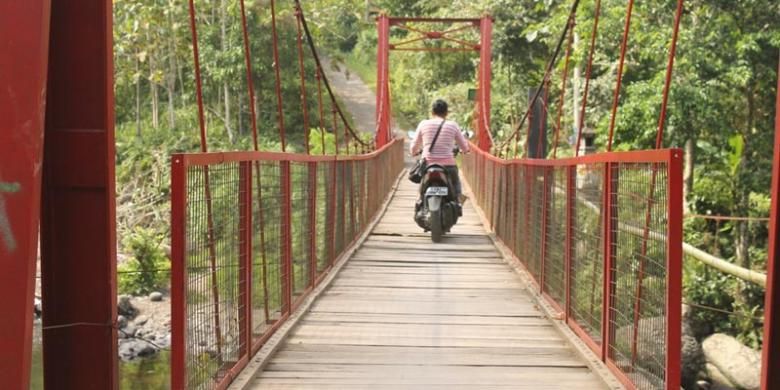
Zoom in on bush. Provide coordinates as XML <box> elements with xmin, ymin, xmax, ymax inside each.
<box><xmin>119</xmin><ymin>227</ymin><xmax>170</xmax><ymax>295</ymax></box>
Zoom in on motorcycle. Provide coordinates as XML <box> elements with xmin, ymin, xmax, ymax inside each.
<box><xmin>407</xmin><ymin>129</ymin><xmax>472</xmax><ymax>243</ymax></box>
<box><xmin>413</xmin><ymin>162</ymin><xmax>461</xmax><ymax>243</ymax></box>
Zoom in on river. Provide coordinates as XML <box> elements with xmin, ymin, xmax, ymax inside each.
<box><xmin>30</xmin><ymin>325</ymin><xmax>170</xmax><ymax>389</ymax></box>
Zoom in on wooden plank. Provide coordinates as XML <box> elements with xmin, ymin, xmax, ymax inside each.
<box><xmin>242</xmin><ymin>175</ymin><xmax>610</xmax><ymax>390</ymax></box>
<box><xmin>278</xmin><ymin>343</ymin><xmax>574</xmax><ymax>355</ymax></box>
<box><xmin>292</xmin><ymin>323</ymin><xmax>559</xmax><ymax>339</ymax></box>
<box><xmin>299</xmin><ymin>312</ymin><xmax>549</xmax><ymax>326</ymax></box>
<box><xmin>251</xmin><ymin>384</ymin><xmax>602</xmax><ymax>390</ymax></box>
<box><xmin>283</xmin><ymin>335</ymin><xmax>569</xmax><ymax>349</ymax></box>
<box><xmin>323</xmin><ymin>286</ymin><xmax>531</xmax><ymax>297</ymax></box>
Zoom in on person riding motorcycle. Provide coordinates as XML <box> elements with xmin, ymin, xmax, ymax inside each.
<box><xmin>409</xmin><ymin>99</ymin><xmax>470</xmax><ymax>204</ymax></box>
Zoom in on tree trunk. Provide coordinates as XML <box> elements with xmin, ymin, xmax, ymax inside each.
<box><xmin>220</xmin><ymin>0</ymin><xmax>234</xmax><ymax>144</ymax></box>
<box><xmin>135</xmin><ymin>53</ymin><xmax>142</xmax><ymax>138</ymax></box>
<box><xmin>683</xmin><ymin>139</ymin><xmax>694</xmax><ymax>213</ymax></box>
<box><xmin>733</xmin><ymin>86</ymin><xmax>756</xmax><ymax>269</ymax></box>
<box><xmin>147</xmin><ymin>29</ymin><xmax>159</xmax><ymax>130</ymax></box>
<box><xmin>572</xmin><ymin>32</ymin><xmax>581</xmax><ymax>145</ymax></box>
<box><xmin>166</xmin><ymin>0</ymin><xmax>177</xmax><ymax>129</ymax></box>
<box><xmin>151</xmin><ymin>58</ymin><xmax>160</xmax><ymax>130</ymax></box>
<box><xmin>238</xmin><ymin>93</ymin><xmax>244</xmax><ymax>136</ymax></box>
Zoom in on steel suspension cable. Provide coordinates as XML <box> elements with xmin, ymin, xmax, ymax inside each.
<box><xmin>238</xmin><ymin>0</ymin><xmax>271</xmax><ymax>322</ymax></box>
<box><xmin>496</xmin><ymin>0</ymin><xmax>582</xmax><ymax>153</ymax></box>
<box><xmin>187</xmin><ymin>0</ymin><xmax>208</xmax><ymax>152</ymax></box>
<box><xmin>575</xmin><ymin>0</ymin><xmax>602</xmax><ymax>157</ymax></box>
<box><xmin>295</xmin><ymin>0</ymin><xmax>370</xmax><ymax>148</ymax></box>
<box><xmin>632</xmin><ymin>0</ymin><xmax>686</xmax><ymax>367</ymax></box>
<box><xmin>238</xmin><ymin>0</ymin><xmax>259</xmax><ymax>150</ymax></box>
<box><xmin>655</xmin><ymin>0</ymin><xmax>685</xmax><ymax>149</ymax></box>
<box><xmin>552</xmin><ymin>20</ymin><xmax>576</xmax><ymax>159</ymax></box>
<box><xmin>316</xmin><ymin>69</ymin><xmax>326</xmax><ymax>154</ymax></box>
<box><xmin>270</xmin><ymin>0</ymin><xmax>287</xmax><ymax>151</ymax></box>
<box><xmin>186</xmin><ymin>0</ymin><xmax>223</xmax><ymax>364</ymax></box>
<box><xmin>606</xmin><ymin>0</ymin><xmax>636</xmax><ymax>151</ymax></box>
<box><xmin>295</xmin><ymin>6</ymin><xmax>311</xmax><ymax>154</ymax></box>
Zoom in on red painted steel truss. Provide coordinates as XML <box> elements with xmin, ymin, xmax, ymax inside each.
<box><xmin>375</xmin><ymin>15</ymin><xmax>493</xmax><ymax>151</ymax></box>
<box><xmin>1</xmin><ymin>1</ymin><xmax>118</xmax><ymax>389</ymax></box>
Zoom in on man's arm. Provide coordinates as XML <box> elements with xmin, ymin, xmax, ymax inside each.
<box><xmin>454</xmin><ymin>125</ymin><xmax>470</xmax><ymax>153</ymax></box>
<box><xmin>410</xmin><ymin>123</ymin><xmax>423</xmax><ymax>155</ymax></box>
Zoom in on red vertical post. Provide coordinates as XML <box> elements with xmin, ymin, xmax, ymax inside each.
<box><xmin>280</xmin><ymin>161</ymin><xmax>293</xmax><ymax>314</ymax></box>
<box><xmin>666</xmin><ymin>152</ymin><xmax>683</xmax><ymax>390</ymax></box>
<box><xmin>295</xmin><ymin>7</ymin><xmax>311</xmax><ymax>154</ymax></box>
<box><xmin>476</xmin><ymin>16</ymin><xmax>493</xmax><ymax>151</ymax></box>
<box><xmin>333</xmin><ymin>108</ymin><xmax>340</xmax><ymax>155</ymax></box>
<box><xmin>338</xmin><ymin>162</ymin><xmax>347</xmax><ymax>252</ymax></box>
<box><xmin>308</xmin><ymin>162</ymin><xmax>318</xmax><ymax>285</ymax></box>
<box><xmin>511</xmin><ymin>165</ymin><xmax>519</xmax><ymax>252</ymax></box>
<box><xmin>316</xmin><ymin>70</ymin><xmax>326</xmax><ymax>154</ymax></box>
<box><xmin>349</xmin><ymin>161</ymin><xmax>357</xmax><ymax>240</ymax></box>
<box><xmin>171</xmin><ymin>157</ymin><xmax>187</xmax><ymax>389</ymax></box>
<box><xmin>564</xmin><ymin>165</ymin><xmax>575</xmax><ymax>320</ymax></box>
<box><xmin>0</xmin><ymin>2</ymin><xmax>51</xmax><ymax>387</ymax></box>
<box><xmin>239</xmin><ymin>162</ymin><xmax>252</xmax><ymax>358</ymax></box>
<box><xmin>327</xmin><ymin>162</ymin><xmax>337</xmax><ymax>265</ymax></box>
<box><xmin>761</xmin><ymin>60</ymin><xmax>780</xmax><ymax>390</ymax></box>
<box><xmin>270</xmin><ymin>0</ymin><xmax>287</xmax><ymax>151</ymax></box>
<box><xmin>524</xmin><ymin>166</ymin><xmax>532</xmax><ymax>266</ymax></box>
<box><xmin>539</xmin><ymin>167</ymin><xmax>550</xmax><ymax>293</ymax></box>
<box><xmin>41</xmin><ymin>0</ymin><xmax>118</xmax><ymax>388</ymax></box>
<box><xmin>375</xmin><ymin>14</ymin><xmax>391</xmax><ymax>148</ymax></box>
<box><xmin>606</xmin><ymin>0</ymin><xmax>635</xmax><ymax>151</ymax></box>
<box><xmin>601</xmin><ymin>163</ymin><xmax>617</xmax><ymax>361</ymax></box>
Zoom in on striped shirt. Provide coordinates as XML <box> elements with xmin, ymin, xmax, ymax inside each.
<box><xmin>410</xmin><ymin>118</ymin><xmax>470</xmax><ymax>166</ymax></box>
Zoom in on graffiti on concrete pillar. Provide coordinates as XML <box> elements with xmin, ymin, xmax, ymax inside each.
<box><xmin>0</xmin><ymin>181</ymin><xmax>20</xmax><ymax>253</ymax></box>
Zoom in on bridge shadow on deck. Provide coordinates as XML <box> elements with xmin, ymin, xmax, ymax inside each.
<box><xmin>246</xmin><ymin>177</ymin><xmax>609</xmax><ymax>389</ymax></box>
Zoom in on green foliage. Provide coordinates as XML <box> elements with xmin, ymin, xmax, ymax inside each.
<box><xmin>119</xmin><ymin>228</ymin><xmax>170</xmax><ymax>295</ymax></box>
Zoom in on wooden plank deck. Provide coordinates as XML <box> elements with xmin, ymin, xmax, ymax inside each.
<box><xmin>246</xmin><ymin>178</ymin><xmax>608</xmax><ymax>389</ymax></box>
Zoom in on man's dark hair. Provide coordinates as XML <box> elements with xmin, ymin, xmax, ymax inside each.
<box><xmin>432</xmin><ymin>99</ymin><xmax>448</xmax><ymax>116</ymax></box>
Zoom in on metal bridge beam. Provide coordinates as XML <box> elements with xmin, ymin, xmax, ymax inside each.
<box><xmin>0</xmin><ymin>2</ymin><xmax>52</xmax><ymax>388</ymax></box>
<box><xmin>763</xmin><ymin>59</ymin><xmax>780</xmax><ymax>390</ymax></box>
<box><xmin>41</xmin><ymin>0</ymin><xmax>118</xmax><ymax>388</ymax></box>
<box><xmin>375</xmin><ymin>14</ymin><xmax>391</xmax><ymax>148</ymax></box>
<box><xmin>476</xmin><ymin>16</ymin><xmax>493</xmax><ymax>151</ymax></box>
<box><xmin>374</xmin><ymin>15</ymin><xmax>494</xmax><ymax>151</ymax></box>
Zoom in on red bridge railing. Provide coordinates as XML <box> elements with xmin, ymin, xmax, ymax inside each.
<box><xmin>462</xmin><ymin>145</ymin><xmax>683</xmax><ymax>390</ymax></box>
<box><xmin>170</xmin><ymin>140</ymin><xmax>404</xmax><ymax>389</ymax></box>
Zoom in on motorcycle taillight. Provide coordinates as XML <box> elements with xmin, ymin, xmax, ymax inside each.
<box><xmin>428</xmin><ymin>171</ymin><xmax>443</xmax><ymax>180</ymax></box>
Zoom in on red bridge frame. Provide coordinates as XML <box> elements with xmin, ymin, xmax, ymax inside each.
<box><xmin>1</xmin><ymin>1</ymin><xmax>118</xmax><ymax>389</ymax></box>
<box><xmin>1</xmin><ymin>3</ymin><xmax>780</xmax><ymax>390</ymax></box>
<box><xmin>375</xmin><ymin>15</ymin><xmax>494</xmax><ymax>151</ymax></box>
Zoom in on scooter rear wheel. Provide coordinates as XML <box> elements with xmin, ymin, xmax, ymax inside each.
<box><xmin>430</xmin><ymin>209</ymin><xmax>443</xmax><ymax>243</ymax></box>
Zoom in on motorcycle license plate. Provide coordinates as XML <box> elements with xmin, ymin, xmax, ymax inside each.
<box><xmin>425</xmin><ymin>187</ymin><xmax>448</xmax><ymax>196</ymax></box>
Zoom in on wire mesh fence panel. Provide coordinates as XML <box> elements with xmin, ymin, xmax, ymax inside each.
<box><xmin>527</xmin><ymin>166</ymin><xmax>546</xmax><ymax>281</ymax></box>
<box><xmin>290</xmin><ymin>162</ymin><xmax>313</xmax><ymax>304</ymax></box>
<box><xmin>251</xmin><ymin>161</ymin><xmax>284</xmax><ymax>346</ymax></box>
<box><xmin>461</xmin><ymin>146</ymin><xmax>682</xmax><ymax>390</ymax></box>
<box><xmin>608</xmin><ymin>162</ymin><xmax>671</xmax><ymax>389</ymax></box>
<box><xmin>182</xmin><ymin>163</ymin><xmax>247</xmax><ymax>390</ymax></box>
<box><xmin>172</xmin><ymin>140</ymin><xmax>404</xmax><ymax>389</ymax></box>
<box><xmin>544</xmin><ymin>166</ymin><xmax>568</xmax><ymax>306</ymax></box>
<box><xmin>316</xmin><ymin>162</ymin><xmax>331</xmax><ymax>273</ymax></box>
<box><xmin>570</xmin><ymin>163</ymin><xmax>605</xmax><ymax>346</ymax></box>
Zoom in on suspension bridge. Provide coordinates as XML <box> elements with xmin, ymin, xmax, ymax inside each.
<box><xmin>1</xmin><ymin>1</ymin><xmax>779</xmax><ymax>390</ymax></box>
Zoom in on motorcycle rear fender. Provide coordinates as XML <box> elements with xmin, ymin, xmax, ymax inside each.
<box><xmin>427</xmin><ymin>196</ymin><xmax>442</xmax><ymax>212</ymax></box>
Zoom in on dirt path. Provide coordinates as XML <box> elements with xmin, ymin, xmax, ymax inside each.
<box><xmin>321</xmin><ymin>57</ymin><xmax>397</xmax><ymax>137</ymax></box>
